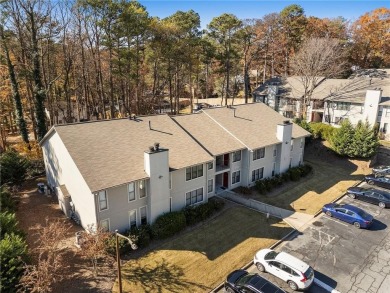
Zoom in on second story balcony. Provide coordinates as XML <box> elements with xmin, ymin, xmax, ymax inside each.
<box><xmin>216</xmin><ymin>154</ymin><xmax>230</xmax><ymax>172</ymax></box>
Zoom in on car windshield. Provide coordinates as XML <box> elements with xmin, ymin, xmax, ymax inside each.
<box><xmin>236</xmin><ymin>274</ymin><xmax>254</xmax><ymax>286</ymax></box>
<box><xmin>264</xmin><ymin>251</ymin><xmax>279</xmax><ymax>260</ymax></box>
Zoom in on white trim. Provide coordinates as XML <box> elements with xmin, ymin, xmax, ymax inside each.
<box><xmin>139</xmin><ymin>205</ymin><xmax>148</xmax><ymax>225</ymax></box>
<box><xmin>100</xmin><ymin>218</ymin><xmax>110</xmax><ymax>231</ymax></box>
<box><xmin>138</xmin><ymin>179</ymin><xmax>147</xmax><ymax>199</ymax></box>
<box><xmin>208</xmin><ymin>179</ymin><xmax>214</xmax><ymax>193</ymax></box>
<box><xmin>98</xmin><ymin>190</ymin><xmax>109</xmax><ymax>212</ymax></box>
<box><xmin>128</xmin><ymin>182</ymin><xmax>135</xmax><ymax>202</ymax></box>
<box><xmin>185</xmin><ymin>187</ymin><xmax>204</xmax><ymax>207</ymax></box>
<box><xmin>232</xmin><ymin>170</ymin><xmax>241</xmax><ymax>184</ymax></box>
<box><xmin>129</xmin><ymin>209</ymin><xmax>137</xmax><ymax>229</ymax></box>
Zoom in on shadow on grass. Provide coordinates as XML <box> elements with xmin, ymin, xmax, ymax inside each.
<box><xmin>151</xmin><ymin>207</ymin><xmax>292</xmax><ymax>261</ymax></box>
<box><xmin>247</xmin><ymin>141</ymin><xmax>367</xmax><ymax>212</ymax></box>
<box><xmin>121</xmin><ymin>258</ymin><xmax>209</xmax><ymax>293</ymax></box>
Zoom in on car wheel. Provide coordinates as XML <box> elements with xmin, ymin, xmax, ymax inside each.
<box><xmin>256</xmin><ymin>263</ymin><xmax>265</xmax><ymax>272</ymax></box>
<box><xmin>348</xmin><ymin>193</ymin><xmax>356</xmax><ymax>199</ymax></box>
<box><xmin>368</xmin><ymin>180</ymin><xmax>374</xmax><ymax>185</ymax></box>
<box><xmin>225</xmin><ymin>288</ymin><xmax>234</xmax><ymax>293</ymax></box>
<box><xmin>379</xmin><ymin>202</ymin><xmax>386</xmax><ymax>208</ymax></box>
<box><xmin>288</xmin><ymin>280</ymin><xmax>298</xmax><ymax>291</ymax></box>
<box><xmin>354</xmin><ymin>222</ymin><xmax>361</xmax><ymax>229</ymax></box>
<box><xmin>326</xmin><ymin>211</ymin><xmax>332</xmax><ymax>217</ymax></box>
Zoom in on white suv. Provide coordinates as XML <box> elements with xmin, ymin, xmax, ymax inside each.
<box><xmin>253</xmin><ymin>249</ymin><xmax>314</xmax><ymax>291</ymax></box>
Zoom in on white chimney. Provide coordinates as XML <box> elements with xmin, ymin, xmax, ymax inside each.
<box><xmin>363</xmin><ymin>90</ymin><xmax>382</xmax><ymax>127</ymax></box>
<box><xmin>277</xmin><ymin>120</ymin><xmax>293</xmax><ymax>173</ymax></box>
<box><xmin>144</xmin><ymin>143</ymin><xmax>170</xmax><ymax>223</ymax></box>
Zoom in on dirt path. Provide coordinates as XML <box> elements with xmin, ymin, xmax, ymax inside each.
<box><xmin>15</xmin><ymin>178</ymin><xmax>115</xmax><ymax>293</ymax></box>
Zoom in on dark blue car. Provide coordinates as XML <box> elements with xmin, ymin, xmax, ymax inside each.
<box><xmin>365</xmin><ymin>174</ymin><xmax>390</xmax><ymax>189</ymax></box>
<box><xmin>224</xmin><ymin>270</ymin><xmax>286</xmax><ymax>293</ymax></box>
<box><xmin>347</xmin><ymin>187</ymin><xmax>390</xmax><ymax>208</ymax></box>
<box><xmin>322</xmin><ymin>203</ymin><xmax>374</xmax><ymax>229</ymax></box>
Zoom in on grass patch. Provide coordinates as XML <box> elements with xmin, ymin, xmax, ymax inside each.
<box><xmin>251</xmin><ymin>158</ymin><xmax>365</xmax><ymax>215</ymax></box>
<box><xmin>116</xmin><ymin>206</ymin><xmax>292</xmax><ymax>293</ymax></box>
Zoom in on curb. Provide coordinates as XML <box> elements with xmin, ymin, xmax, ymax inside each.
<box><xmin>313</xmin><ymin>179</ymin><xmax>365</xmax><ymax>218</ymax></box>
<box><xmin>209</xmin><ymin>228</ymin><xmax>298</xmax><ymax>293</ymax></box>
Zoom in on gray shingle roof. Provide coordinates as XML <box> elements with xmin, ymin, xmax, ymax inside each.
<box><xmin>52</xmin><ymin>114</ymin><xmax>213</xmax><ymax>192</ymax></box>
<box><xmin>172</xmin><ymin>112</ymin><xmax>245</xmax><ymax>156</ymax></box>
<box><xmin>174</xmin><ymin>103</ymin><xmax>310</xmax><ymax>152</ymax></box>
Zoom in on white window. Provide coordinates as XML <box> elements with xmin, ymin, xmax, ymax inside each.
<box><xmin>99</xmin><ymin>190</ymin><xmax>108</xmax><ymax>211</ymax></box>
<box><xmin>128</xmin><ymin>182</ymin><xmax>135</xmax><ymax>201</ymax></box>
<box><xmin>139</xmin><ymin>180</ymin><xmax>146</xmax><ymax>198</ymax></box>
<box><xmin>208</xmin><ymin>179</ymin><xmax>213</xmax><ymax>193</ymax></box>
<box><xmin>185</xmin><ymin>188</ymin><xmax>203</xmax><ymax>206</ymax></box>
<box><xmin>129</xmin><ymin>210</ymin><xmax>137</xmax><ymax>229</ymax></box>
<box><xmin>252</xmin><ymin>168</ymin><xmax>264</xmax><ymax>182</ymax></box>
<box><xmin>232</xmin><ymin>171</ymin><xmax>240</xmax><ymax>184</ymax></box>
<box><xmin>253</xmin><ymin>148</ymin><xmax>265</xmax><ymax>160</ymax></box>
<box><xmin>100</xmin><ymin>219</ymin><xmax>110</xmax><ymax>231</ymax></box>
<box><xmin>208</xmin><ymin>162</ymin><xmax>213</xmax><ymax>170</ymax></box>
<box><xmin>186</xmin><ymin>164</ymin><xmax>203</xmax><ymax>181</ymax></box>
<box><xmin>140</xmin><ymin>206</ymin><xmax>147</xmax><ymax>225</ymax></box>
<box><xmin>233</xmin><ymin>150</ymin><xmax>241</xmax><ymax>162</ymax></box>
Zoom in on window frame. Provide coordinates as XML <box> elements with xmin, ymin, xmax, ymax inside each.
<box><xmin>232</xmin><ymin>171</ymin><xmax>241</xmax><ymax>184</ymax></box>
<box><xmin>208</xmin><ymin>179</ymin><xmax>213</xmax><ymax>193</ymax></box>
<box><xmin>185</xmin><ymin>187</ymin><xmax>204</xmax><ymax>206</ymax></box>
<box><xmin>186</xmin><ymin>164</ymin><xmax>204</xmax><ymax>181</ymax></box>
<box><xmin>233</xmin><ymin>150</ymin><xmax>241</xmax><ymax>162</ymax></box>
<box><xmin>139</xmin><ymin>179</ymin><xmax>147</xmax><ymax>199</ymax></box>
<box><xmin>208</xmin><ymin>162</ymin><xmax>213</xmax><ymax>170</ymax></box>
<box><xmin>253</xmin><ymin>147</ymin><xmax>265</xmax><ymax>160</ymax></box>
<box><xmin>98</xmin><ymin>190</ymin><xmax>108</xmax><ymax>211</ymax></box>
<box><xmin>139</xmin><ymin>206</ymin><xmax>147</xmax><ymax>225</ymax></box>
<box><xmin>129</xmin><ymin>209</ymin><xmax>137</xmax><ymax>229</ymax></box>
<box><xmin>128</xmin><ymin>182</ymin><xmax>135</xmax><ymax>202</ymax></box>
<box><xmin>100</xmin><ymin>218</ymin><xmax>110</xmax><ymax>232</ymax></box>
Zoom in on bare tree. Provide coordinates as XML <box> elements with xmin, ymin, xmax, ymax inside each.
<box><xmin>291</xmin><ymin>37</ymin><xmax>346</xmax><ymax>119</ymax></box>
<box><xmin>19</xmin><ymin>218</ymin><xmax>72</xmax><ymax>293</ymax></box>
<box><xmin>78</xmin><ymin>224</ymin><xmax>111</xmax><ymax>276</ymax></box>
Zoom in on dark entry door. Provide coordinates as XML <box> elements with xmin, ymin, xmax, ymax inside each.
<box><xmin>223</xmin><ymin>154</ymin><xmax>229</xmax><ymax>166</ymax></box>
<box><xmin>223</xmin><ymin>172</ymin><xmax>229</xmax><ymax>188</ymax></box>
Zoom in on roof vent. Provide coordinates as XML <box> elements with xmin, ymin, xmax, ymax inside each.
<box><xmin>154</xmin><ymin>142</ymin><xmax>160</xmax><ymax>151</ymax></box>
<box><xmin>283</xmin><ymin>120</ymin><xmax>290</xmax><ymax>125</ymax></box>
<box><xmin>149</xmin><ymin>146</ymin><xmax>155</xmax><ymax>152</ymax></box>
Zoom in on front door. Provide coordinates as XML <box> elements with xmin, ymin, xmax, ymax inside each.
<box><xmin>223</xmin><ymin>172</ymin><xmax>229</xmax><ymax>188</ymax></box>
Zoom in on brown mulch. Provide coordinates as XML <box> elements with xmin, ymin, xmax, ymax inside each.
<box><xmin>15</xmin><ymin>177</ymin><xmax>116</xmax><ymax>293</ymax></box>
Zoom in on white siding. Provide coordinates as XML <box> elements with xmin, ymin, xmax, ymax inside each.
<box><xmin>41</xmin><ymin>132</ymin><xmax>97</xmax><ymax>229</ymax></box>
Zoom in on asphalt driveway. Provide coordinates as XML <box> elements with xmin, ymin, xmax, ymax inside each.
<box><xmin>278</xmin><ymin>184</ymin><xmax>390</xmax><ymax>293</ymax></box>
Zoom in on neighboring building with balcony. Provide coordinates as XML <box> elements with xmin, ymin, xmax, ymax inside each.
<box><xmin>40</xmin><ymin>103</ymin><xmax>309</xmax><ymax>232</ymax></box>
<box><xmin>252</xmin><ymin>69</ymin><xmax>390</xmax><ymax>139</ymax></box>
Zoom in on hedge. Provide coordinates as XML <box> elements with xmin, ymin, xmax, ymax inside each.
<box><xmin>151</xmin><ymin>211</ymin><xmax>187</xmax><ymax>239</ymax></box>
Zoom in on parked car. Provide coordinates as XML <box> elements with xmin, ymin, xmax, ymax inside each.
<box><xmin>224</xmin><ymin>269</ymin><xmax>286</xmax><ymax>293</ymax></box>
<box><xmin>365</xmin><ymin>174</ymin><xmax>390</xmax><ymax>189</ymax></box>
<box><xmin>372</xmin><ymin>165</ymin><xmax>390</xmax><ymax>175</ymax></box>
<box><xmin>347</xmin><ymin>187</ymin><xmax>390</xmax><ymax>208</ymax></box>
<box><xmin>253</xmin><ymin>249</ymin><xmax>314</xmax><ymax>291</ymax></box>
<box><xmin>322</xmin><ymin>203</ymin><xmax>373</xmax><ymax>228</ymax></box>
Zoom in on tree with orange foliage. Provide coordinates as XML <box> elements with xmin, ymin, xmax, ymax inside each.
<box><xmin>350</xmin><ymin>7</ymin><xmax>390</xmax><ymax>68</ymax></box>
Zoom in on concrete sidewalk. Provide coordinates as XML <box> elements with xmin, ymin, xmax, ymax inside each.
<box><xmin>218</xmin><ymin>191</ymin><xmax>314</xmax><ymax>231</ymax></box>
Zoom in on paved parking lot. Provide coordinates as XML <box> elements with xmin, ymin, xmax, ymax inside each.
<box><xmin>278</xmin><ymin>183</ymin><xmax>390</xmax><ymax>293</ymax></box>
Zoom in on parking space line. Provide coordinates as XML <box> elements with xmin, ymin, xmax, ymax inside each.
<box><xmin>314</xmin><ymin>278</ymin><xmax>341</xmax><ymax>293</ymax></box>
<box><xmin>310</xmin><ymin>227</ymin><xmax>336</xmax><ymax>246</ymax></box>
<box><xmin>323</xmin><ymin>216</ymin><xmax>349</xmax><ymax>226</ymax></box>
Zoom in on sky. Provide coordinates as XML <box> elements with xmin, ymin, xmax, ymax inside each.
<box><xmin>139</xmin><ymin>0</ymin><xmax>389</xmax><ymax>27</ymax></box>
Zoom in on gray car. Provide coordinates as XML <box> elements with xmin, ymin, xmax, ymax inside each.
<box><xmin>373</xmin><ymin>165</ymin><xmax>390</xmax><ymax>175</ymax></box>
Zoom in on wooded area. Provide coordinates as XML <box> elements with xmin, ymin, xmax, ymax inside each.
<box><xmin>0</xmin><ymin>0</ymin><xmax>389</xmax><ymax>144</ymax></box>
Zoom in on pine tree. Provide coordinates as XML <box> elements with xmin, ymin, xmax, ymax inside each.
<box><xmin>354</xmin><ymin>120</ymin><xmax>378</xmax><ymax>158</ymax></box>
<box><xmin>330</xmin><ymin>119</ymin><xmax>354</xmax><ymax>156</ymax></box>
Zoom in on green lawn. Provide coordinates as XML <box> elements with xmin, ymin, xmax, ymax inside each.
<box><xmin>114</xmin><ymin>206</ymin><xmax>292</xmax><ymax>293</ymax></box>
<box><xmin>251</xmin><ymin>158</ymin><xmax>366</xmax><ymax>215</ymax></box>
